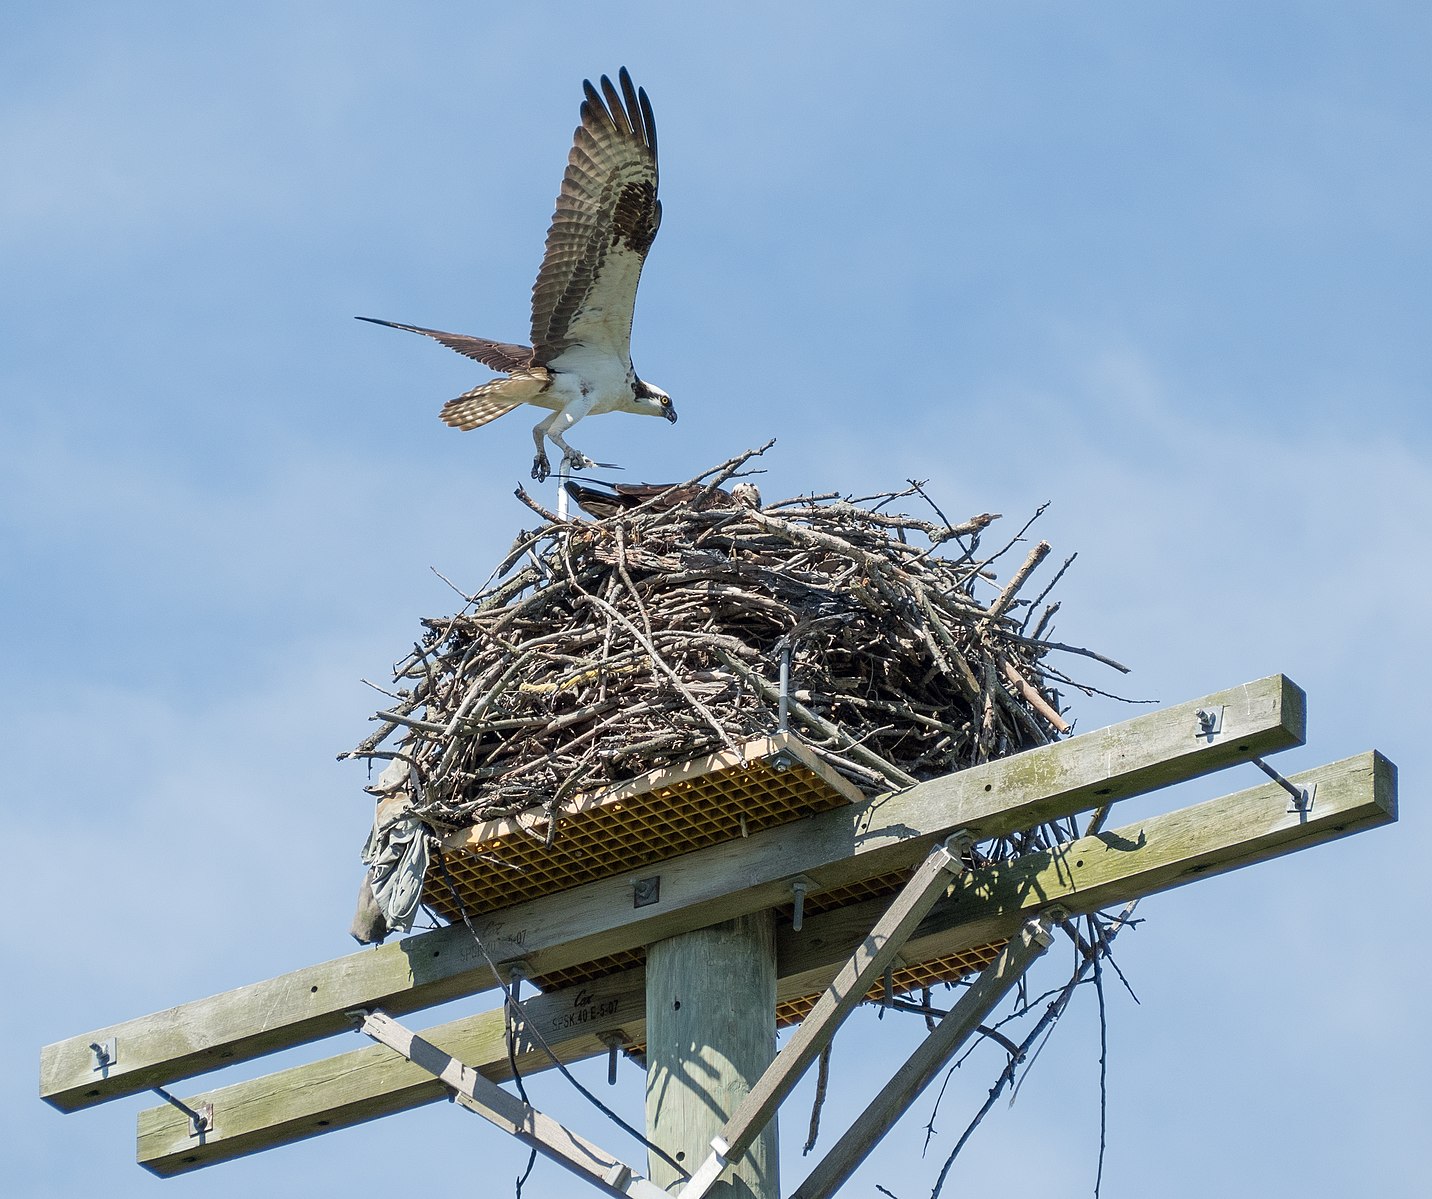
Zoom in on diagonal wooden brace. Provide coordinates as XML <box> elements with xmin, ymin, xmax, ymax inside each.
<box><xmin>678</xmin><ymin>836</ymin><xmax>972</xmax><ymax>1199</ymax></box>
<box><xmin>789</xmin><ymin>912</ymin><xmax>1057</xmax><ymax>1199</ymax></box>
<box><xmin>356</xmin><ymin>1010</ymin><xmax>666</xmax><ymax>1199</ymax></box>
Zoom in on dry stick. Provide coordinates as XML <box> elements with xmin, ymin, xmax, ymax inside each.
<box><xmin>576</xmin><ymin>587</ymin><xmax>742</xmax><ymax>757</ymax></box>
<box><xmin>926</xmin><ymin>902</ymin><xmax>1138</xmax><ymax>1199</ymax></box>
<box><xmin>919</xmin><ymin>979</ymin><xmax>1073</xmax><ymax>1157</ymax></box>
<box><xmin>373</xmin><ymin>710</ymin><xmax>450</xmax><ymax>734</ymax></box>
<box><xmin>476</xmin><ymin>564</ymin><xmax>544</xmax><ymax>614</ymax></box>
<box><xmin>850</xmin><ymin>481</ymin><xmax>922</xmax><ymax>510</ymax></box>
<box><xmin>743</xmin><ymin>508</ymin><xmax>904</xmax><ymax>581</ymax></box>
<box><xmin>1019</xmin><ymin>552</ymin><xmax>1077</xmax><ymax>634</ymax></box>
<box><xmin>689</xmin><ymin>437</ymin><xmax>776</xmax><ymax>508</ymax></box>
<box><xmin>613</xmin><ymin>523</ymin><xmax>657</xmax><ymax>677</ymax></box>
<box><xmin>970</xmin><ymin>501</ymin><xmax>1051</xmax><ymax>576</ymax></box>
<box><xmin>1092</xmin><ymin>917</ymin><xmax>1110</xmax><ymax>1199</ymax></box>
<box><xmin>764</xmin><ymin>490</ymin><xmax>842</xmax><ymax>509</ymax></box>
<box><xmin>834</xmin><ymin>693</ymin><xmax>965</xmax><ymax>734</ymax></box>
<box><xmin>511</xmin><ymin>484</ymin><xmax>564</xmax><ymax>524</ymax></box>
<box><xmin>1022</xmin><ymin>637</ymin><xmax>1132</xmax><ymax>675</ymax></box>
<box><xmin>983</xmin><ymin>540</ymin><xmax>1052</xmax><ymax>626</ymax></box>
<box><xmin>1038</xmin><ymin>660</ymin><xmax>1154</xmax><ymax>706</ymax></box>
<box><xmin>429</xmin><ymin>652</ymin><xmax>533</xmax><ymax>786</ymax></box>
<box><xmin>912</xmin><ymin>588</ymin><xmax>983</xmax><ymax>700</ymax></box>
<box><xmin>716</xmin><ymin>649</ymin><xmax>919</xmax><ymax>788</ymax></box>
<box><xmin>1029</xmin><ymin>600</ymin><xmax>1059</xmax><ymax>643</ymax></box>
<box><xmin>998</xmin><ymin>655</ymin><xmax>1071</xmax><ymax>734</ymax></box>
<box><xmin>343</xmin><ymin>719</ymin><xmax>402</xmax><ymax>760</ymax></box>
<box><xmin>495</xmin><ymin>527</ymin><xmax>555</xmax><ymax>579</ymax></box>
<box><xmin>988</xmin><ymin>673</ymin><xmax>1053</xmax><ymax>748</ymax></box>
<box><xmin>803</xmin><ymin>1042</ymin><xmax>833</xmax><ymax>1156</ymax></box>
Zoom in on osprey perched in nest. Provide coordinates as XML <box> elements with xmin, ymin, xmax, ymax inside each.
<box><xmin>564</xmin><ymin>479</ymin><xmax>762</xmax><ymax>520</ymax></box>
<box><xmin>359</xmin><ymin>68</ymin><xmax>675</xmax><ymax>482</ymax></box>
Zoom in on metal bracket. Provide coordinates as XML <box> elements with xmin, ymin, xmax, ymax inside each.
<box><xmin>89</xmin><ymin>1038</ymin><xmax>116</xmax><ymax>1073</ymax></box>
<box><xmin>600</xmin><ymin>1032</ymin><xmax>626</xmax><ymax>1086</ymax></box>
<box><xmin>1025</xmin><ymin>914</ymin><xmax>1057</xmax><ymax>949</ymax></box>
<box><xmin>504</xmin><ymin>960</ymin><xmax>531</xmax><ymax>1003</ymax></box>
<box><xmin>603</xmin><ymin>1162</ymin><xmax>634</xmax><ymax>1190</ymax></box>
<box><xmin>632</xmin><ymin>876</ymin><xmax>661</xmax><ymax>908</ymax></box>
<box><xmin>767</xmin><ymin>748</ymin><xmax>798</xmax><ymax>772</ymax></box>
<box><xmin>151</xmin><ymin>1086</ymin><xmax>215</xmax><ymax>1144</ymax></box>
<box><xmin>777</xmin><ymin>642</ymin><xmax>793</xmax><ymax>734</ymax></box>
<box><xmin>1289</xmin><ymin>781</ymin><xmax>1317</xmax><ymax>816</ymax></box>
<box><xmin>789</xmin><ymin>876</ymin><xmax>813</xmax><ymax>932</ymax></box>
<box><xmin>1194</xmin><ymin>706</ymin><xmax>1224</xmax><ymax>740</ymax></box>
<box><xmin>939</xmin><ymin>830</ymin><xmax>975</xmax><ymax>875</ymax></box>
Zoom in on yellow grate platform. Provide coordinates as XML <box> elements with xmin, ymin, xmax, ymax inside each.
<box><xmin>427</xmin><ymin>734</ymin><xmax>864</xmax><ymax>922</ymax></box>
<box><xmin>529</xmin><ymin>864</ymin><xmax>1003</xmax><ymax>1001</ymax></box>
<box><xmin>593</xmin><ymin>940</ymin><xmax>1012</xmax><ymax>1056</ymax></box>
<box><xmin>773</xmin><ymin>940</ymin><xmax>1010</xmax><ymax>1027</ymax></box>
<box><xmin>535</xmin><ymin>936</ymin><xmax>1008</xmax><ymax>1056</ymax></box>
<box><xmin>431</xmin><ymin>732</ymin><xmax>1007</xmax><ymax>1034</ymax></box>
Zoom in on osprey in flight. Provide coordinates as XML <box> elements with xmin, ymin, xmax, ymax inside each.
<box><xmin>359</xmin><ymin>68</ymin><xmax>675</xmax><ymax>481</ymax></box>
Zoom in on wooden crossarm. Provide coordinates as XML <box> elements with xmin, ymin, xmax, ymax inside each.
<box><xmin>43</xmin><ymin>674</ymin><xmax>1305</xmax><ymax>1113</ymax></box>
<box><xmin>132</xmin><ymin>750</ymin><xmax>1392</xmax><ymax>1176</ymax></box>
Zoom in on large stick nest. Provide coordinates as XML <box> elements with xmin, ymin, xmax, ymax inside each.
<box><xmin>346</xmin><ymin>446</ymin><xmax>1118</xmax><ymax>830</ymax></box>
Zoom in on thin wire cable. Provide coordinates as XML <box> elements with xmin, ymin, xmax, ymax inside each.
<box><xmin>434</xmin><ymin>853</ymin><xmax>688</xmax><ymax>1179</ymax></box>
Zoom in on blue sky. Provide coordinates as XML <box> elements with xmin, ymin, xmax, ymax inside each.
<box><xmin>4</xmin><ymin>3</ymin><xmax>1429</xmax><ymax>1196</ymax></box>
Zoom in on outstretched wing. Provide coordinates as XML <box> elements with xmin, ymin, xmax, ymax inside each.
<box><xmin>356</xmin><ymin>316</ymin><xmax>533</xmax><ymax>374</ymax></box>
<box><xmin>530</xmin><ymin>68</ymin><xmax>660</xmax><ymax>365</ymax></box>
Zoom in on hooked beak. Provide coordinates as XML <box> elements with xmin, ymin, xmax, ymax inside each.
<box><xmin>665</xmin><ymin>406</ymin><xmax>679</xmax><ymax>424</ymax></box>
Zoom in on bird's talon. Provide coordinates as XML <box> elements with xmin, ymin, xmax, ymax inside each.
<box><xmin>532</xmin><ymin>454</ymin><xmax>551</xmax><ymax>482</ymax></box>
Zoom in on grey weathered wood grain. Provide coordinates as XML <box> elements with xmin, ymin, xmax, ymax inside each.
<box><xmin>44</xmin><ymin>675</ymin><xmax>1303</xmax><ymax>1112</ymax></box>
<box><xmin>133</xmin><ymin>748</ymin><xmax>1390</xmax><ymax>1176</ymax></box>
<box><xmin>645</xmin><ymin>914</ymin><xmax>778</xmax><ymax>1198</ymax></box>
<box><xmin>790</xmin><ymin>918</ymin><xmax>1053</xmax><ymax>1199</ymax></box>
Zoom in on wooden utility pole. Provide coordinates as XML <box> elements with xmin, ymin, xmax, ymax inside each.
<box><xmin>646</xmin><ymin>914</ymin><xmax>779</xmax><ymax>1198</ymax></box>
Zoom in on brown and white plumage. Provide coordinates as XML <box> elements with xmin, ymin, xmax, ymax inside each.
<box><xmin>564</xmin><ymin>480</ymin><xmax>762</xmax><ymax>520</ymax></box>
<box><xmin>359</xmin><ymin>68</ymin><xmax>676</xmax><ymax>480</ymax></box>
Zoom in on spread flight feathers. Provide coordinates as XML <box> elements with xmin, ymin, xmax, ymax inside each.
<box><xmin>359</xmin><ymin>68</ymin><xmax>676</xmax><ymax>481</ymax></box>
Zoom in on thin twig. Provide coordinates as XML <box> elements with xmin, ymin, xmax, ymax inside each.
<box><xmin>803</xmin><ymin>1043</ymin><xmax>833</xmax><ymax>1155</ymax></box>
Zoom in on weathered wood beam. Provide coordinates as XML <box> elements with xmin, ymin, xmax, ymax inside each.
<box><xmin>357</xmin><ymin>1010</ymin><xmax>666</xmax><ymax>1199</ymax></box>
<box><xmin>134</xmin><ymin>750</ymin><xmax>1391</xmax><ymax>1176</ymax></box>
<box><xmin>137</xmin><ymin>969</ymin><xmax>647</xmax><ymax>1176</ymax></box>
<box><xmin>789</xmin><ymin>917</ymin><xmax>1054</xmax><ymax>1199</ymax></box>
<box><xmin>43</xmin><ymin>675</ymin><xmax>1304</xmax><ymax>1113</ymax></box>
<box><xmin>645</xmin><ymin>913</ymin><xmax>778</xmax><ymax>1198</ymax></box>
<box><xmin>680</xmin><ymin>843</ymin><xmax>969</xmax><ymax>1199</ymax></box>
